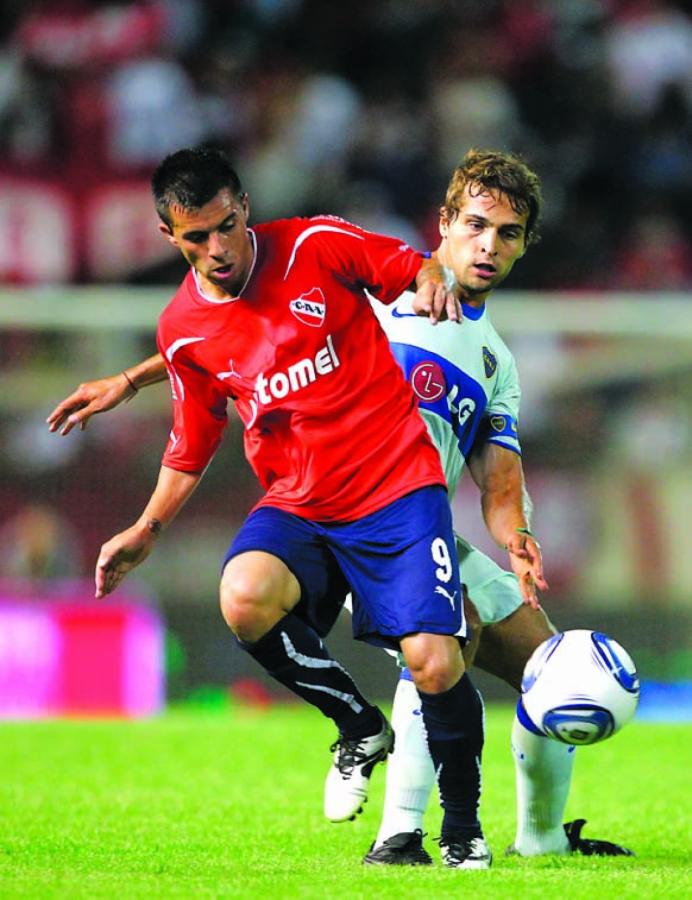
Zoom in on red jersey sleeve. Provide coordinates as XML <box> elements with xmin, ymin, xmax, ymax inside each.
<box><xmin>296</xmin><ymin>216</ymin><xmax>424</xmax><ymax>304</ymax></box>
<box><xmin>157</xmin><ymin>335</ymin><xmax>228</xmax><ymax>473</ymax></box>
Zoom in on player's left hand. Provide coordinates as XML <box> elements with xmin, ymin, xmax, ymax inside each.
<box><xmin>95</xmin><ymin>525</ymin><xmax>156</xmax><ymax>598</ymax></box>
<box><xmin>47</xmin><ymin>373</ymin><xmax>134</xmax><ymax>436</ymax></box>
<box><xmin>505</xmin><ymin>531</ymin><xmax>548</xmax><ymax>609</ymax></box>
<box><xmin>412</xmin><ymin>280</ymin><xmax>462</xmax><ymax>324</ymax></box>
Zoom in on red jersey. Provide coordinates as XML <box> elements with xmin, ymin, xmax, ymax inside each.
<box><xmin>157</xmin><ymin>215</ymin><xmax>446</xmax><ymax>521</ymax></box>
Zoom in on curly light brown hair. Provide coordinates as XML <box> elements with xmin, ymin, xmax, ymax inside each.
<box><xmin>442</xmin><ymin>149</ymin><xmax>543</xmax><ymax>246</ymax></box>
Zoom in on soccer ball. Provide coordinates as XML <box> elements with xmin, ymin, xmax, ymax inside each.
<box><xmin>519</xmin><ymin>630</ymin><xmax>640</xmax><ymax>745</ymax></box>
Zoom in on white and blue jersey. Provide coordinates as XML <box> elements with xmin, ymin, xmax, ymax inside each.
<box><xmin>372</xmin><ymin>291</ymin><xmax>524</xmax><ymax>627</ymax></box>
<box><xmin>372</xmin><ymin>291</ymin><xmax>521</xmax><ymax>497</ymax></box>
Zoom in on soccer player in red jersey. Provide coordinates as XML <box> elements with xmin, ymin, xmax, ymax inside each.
<box><xmin>73</xmin><ymin>147</ymin><xmax>491</xmax><ymax>868</ymax></box>
<box><xmin>50</xmin><ymin>149</ymin><xmax>634</xmax><ymax>867</ymax></box>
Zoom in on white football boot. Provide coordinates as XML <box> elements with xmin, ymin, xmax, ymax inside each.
<box><xmin>438</xmin><ymin>835</ymin><xmax>493</xmax><ymax>869</ymax></box>
<box><xmin>324</xmin><ymin>711</ymin><xmax>394</xmax><ymax>822</ymax></box>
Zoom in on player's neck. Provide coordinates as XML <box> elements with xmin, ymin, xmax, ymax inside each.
<box><xmin>462</xmin><ymin>292</ymin><xmax>489</xmax><ymax>308</ymax></box>
<box><xmin>458</xmin><ymin>285</ymin><xmax>491</xmax><ymax>308</ymax></box>
<box><xmin>197</xmin><ymin>272</ymin><xmax>238</xmax><ymax>301</ymax></box>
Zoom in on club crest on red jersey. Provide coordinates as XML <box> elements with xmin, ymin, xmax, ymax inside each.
<box><xmin>290</xmin><ymin>287</ymin><xmax>326</xmax><ymax>327</ymax></box>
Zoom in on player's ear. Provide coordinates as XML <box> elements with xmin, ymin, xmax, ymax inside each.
<box><xmin>158</xmin><ymin>221</ymin><xmax>178</xmax><ymax>249</ymax></box>
<box><xmin>239</xmin><ymin>191</ymin><xmax>250</xmax><ymax>221</ymax></box>
<box><xmin>439</xmin><ymin>206</ymin><xmax>451</xmax><ymax>238</ymax></box>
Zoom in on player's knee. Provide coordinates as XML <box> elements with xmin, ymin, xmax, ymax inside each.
<box><xmin>410</xmin><ymin>662</ymin><xmax>464</xmax><ymax>694</ymax></box>
<box><xmin>403</xmin><ymin>637</ymin><xmax>465</xmax><ymax>694</ymax></box>
<box><xmin>220</xmin><ymin>571</ymin><xmax>268</xmax><ymax>639</ymax></box>
<box><xmin>219</xmin><ymin>560</ymin><xmax>297</xmax><ymax>641</ymax></box>
<box><xmin>222</xmin><ymin>602</ymin><xmax>262</xmax><ymax>642</ymax></box>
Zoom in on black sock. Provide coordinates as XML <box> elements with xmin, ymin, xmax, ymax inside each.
<box><xmin>418</xmin><ymin>673</ymin><xmax>484</xmax><ymax>839</ymax></box>
<box><xmin>237</xmin><ymin>613</ymin><xmax>381</xmax><ymax>737</ymax></box>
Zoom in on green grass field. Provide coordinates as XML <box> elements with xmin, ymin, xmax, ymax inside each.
<box><xmin>0</xmin><ymin>704</ymin><xmax>689</xmax><ymax>899</ymax></box>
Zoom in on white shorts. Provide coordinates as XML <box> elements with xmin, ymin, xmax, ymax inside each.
<box><xmin>343</xmin><ymin>533</ymin><xmax>522</xmax><ymax>661</ymax></box>
<box><xmin>454</xmin><ymin>534</ymin><xmax>522</xmax><ymax>626</ymax></box>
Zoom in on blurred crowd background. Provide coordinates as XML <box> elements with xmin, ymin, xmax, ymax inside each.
<box><xmin>1</xmin><ymin>0</ymin><xmax>691</xmax><ymax>287</ymax></box>
<box><xmin>0</xmin><ymin>0</ymin><xmax>690</xmax><ymax>703</ymax></box>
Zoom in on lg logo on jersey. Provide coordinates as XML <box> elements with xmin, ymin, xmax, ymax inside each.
<box><xmin>446</xmin><ymin>384</ymin><xmax>476</xmax><ymax>429</ymax></box>
<box><xmin>411</xmin><ymin>361</ymin><xmax>446</xmax><ymax>402</ymax></box>
<box><xmin>410</xmin><ymin>362</ymin><xmax>476</xmax><ymax>429</ymax></box>
<box><xmin>290</xmin><ymin>287</ymin><xmax>326</xmax><ymax>326</ymax></box>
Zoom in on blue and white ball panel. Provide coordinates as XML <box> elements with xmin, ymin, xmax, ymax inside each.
<box><xmin>542</xmin><ymin>705</ymin><xmax>615</xmax><ymax>744</ymax></box>
<box><xmin>520</xmin><ymin>632</ymin><xmax>564</xmax><ymax>693</ymax></box>
<box><xmin>591</xmin><ymin>631</ymin><xmax>640</xmax><ymax>694</ymax></box>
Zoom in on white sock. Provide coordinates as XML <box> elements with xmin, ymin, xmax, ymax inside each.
<box><xmin>511</xmin><ymin>713</ymin><xmax>575</xmax><ymax>855</ymax></box>
<box><xmin>375</xmin><ymin>675</ymin><xmax>435</xmax><ymax>847</ymax></box>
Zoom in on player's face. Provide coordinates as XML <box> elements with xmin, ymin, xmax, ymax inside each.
<box><xmin>439</xmin><ymin>186</ymin><xmax>528</xmax><ymax>301</ymax></box>
<box><xmin>159</xmin><ymin>188</ymin><xmax>253</xmax><ymax>299</ymax></box>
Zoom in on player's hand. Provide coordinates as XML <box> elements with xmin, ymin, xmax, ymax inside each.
<box><xmin>412</xmin><ymin>280</ymin><xmax>462</xmax><ymax>325</ymax></box>
<box><xmin>95</xmin><ymin>525</ymin><xmax>155</xmax><ymax>598</ymax></box>
<box><xmin>505</xmin><ymin>531</ymin><xmax>548</xmax><ymax>609</ymax></box>
<box><xmin>47</xmin><ymin>373</ymin><xmax>134</xmax><ymax>435</ymax></box>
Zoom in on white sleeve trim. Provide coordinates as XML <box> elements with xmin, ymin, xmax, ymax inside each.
<box><xmin>283</xmin><ymin>225</ymin><xmax>364</xmax><ymax>280</ymax></box>
<box><xmin>164</xmin><ymin>336</ymin><xmax>205</xmax><ymax>401</ymax></box>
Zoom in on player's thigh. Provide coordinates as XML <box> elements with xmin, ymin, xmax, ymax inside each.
<box><xmin>462</xmin><ymin>590</ymin><xmax>483</xmax><ymax>669</ymax></box>
<box><xmin>220</xmin><ymin>506</ymin><xmax>348</xmax><ymax>636</ymax></box>
<box><xmin>221</xmin><ymin>550</ymin><xmax>301</xmax><ymax>613</ymax></box>
<box><xmin>474</xmin><ymin>603</ymin><xmax>557</xmax><ymax>692</ymax></box>
<box><xmin>387</xmin><ymin>590</ymin><xmax>480</xmax><ymax>675</ymax></box>
<box><xmin>331</xmin><ymin>486</ymin><xmax>465</xmax><ymax>651</ymax></box>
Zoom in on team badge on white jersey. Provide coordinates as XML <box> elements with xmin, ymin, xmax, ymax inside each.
<box><xmin>290</xmin><ymin>287</ymin><xmax>326</xmax><ymax>327</ymax></box>
<box><xmin>490</xmin><ymin>415</ymin><xmax>510</xmax><ymax>433</ymax></box>
<box><xmin>482</xmin><ymin>346</ymin><xmax>497</xmax><ymax>378</ymax></box>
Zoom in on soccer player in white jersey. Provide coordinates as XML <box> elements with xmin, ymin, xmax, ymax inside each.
<box><xmin>48</xmin><ymin>149</ymin><xmax>633</xmax><ymax>864</ymax></box>
<box><xmin>360</xmin><ymin>149</ymin><xmax>633</xmax><ymax>864</ymax></box>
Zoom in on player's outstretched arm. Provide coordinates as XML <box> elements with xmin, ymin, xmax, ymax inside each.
<box><xmin>467</xmin><ymin>442</ymin><xmax>548</xmax><ymax>608</ymax></box>
<box><xmin>95</xmin><ymin>465</ymin><xmax>201</xmax><ymax>598</ymax></box>
<box><xmin>411</xmin><ymin>253</ymin><xmax>461</xmax><ymax>324</ymax></box>
<box><xmin>47</xmin><ymin>353</ymin><xmax>167</xmax><ymax>435</ymax></box>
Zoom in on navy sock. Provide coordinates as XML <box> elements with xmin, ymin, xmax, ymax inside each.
<box><xmin>418</xmin><ymin>673</ymin><xmax>484</xmax><ymax>839</ymax></box>
<box><xmin>238</xmin><ymin>613</ymin><xmax>381</xmax><ymax>737</ymax></box>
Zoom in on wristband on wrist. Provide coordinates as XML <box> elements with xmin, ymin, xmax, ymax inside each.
<box><xmin>147</xmin><ymin>518</ymin><xmax>162</xmax><ymax>535</ymax></box>
<box><xmin>122</xmin><ymin>371</ymin><xmax>138</xmax><ymax>394</ymax></box>
<box><xmin>504</xmin><ymin>527</ymin><xmax>537</xmax><ymax>550</ymax></box>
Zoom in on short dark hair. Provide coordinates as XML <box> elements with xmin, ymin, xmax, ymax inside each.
<box><xmin>443</xmin><ymin>149</ymin><xmax>543</xmax><ymax>245</ymax></box>
<box><xmin>152</xmin><ymin>147</ymin><xmax>244</xmax><ymax>228</ymax></box>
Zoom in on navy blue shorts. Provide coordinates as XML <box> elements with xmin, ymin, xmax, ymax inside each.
<box><xmin>222</xmin><ymin>485</ymin><xmax>466</xmax><ymax>651</ymax></box>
